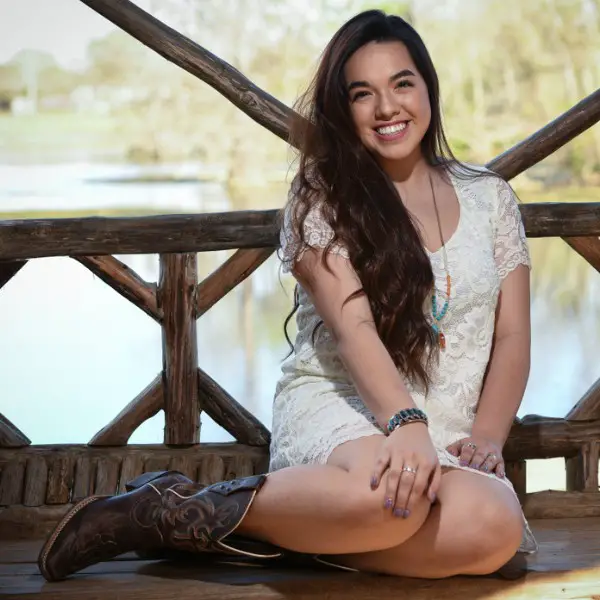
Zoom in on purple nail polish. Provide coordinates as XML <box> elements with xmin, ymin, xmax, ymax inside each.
<box><xmin>384</xmin><ymin>497</ymin><xmax>393</xmax><ymax>509</ymax></box>
<box><xmin>430</xmin><ymin>492</ymin><xmax>437</xmax><ymax>503</ymax></box>
<box><xmin>393</xmin><ymin>508</ymin><xmax>404</xmax><ymax>518</ymax></box>
<box><xmin>460</xmin><ymin>460</ymin><xmax>467</xmax><ymax>466</ymax></box>
<box><xmin>370</xmin><ymin>476</ymin><xmax>377</xmax><ymax>488</ymax></box>
<box><xmin>403</xmin><ymin>509</ymin><xmax>411</xmax><ymax>518</ymax></box>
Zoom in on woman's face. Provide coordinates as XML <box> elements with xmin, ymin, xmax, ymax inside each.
<box><xmin>344</xmin><ymin>41</ymin><xmax>431</xmax><ymax>166</ymax></box>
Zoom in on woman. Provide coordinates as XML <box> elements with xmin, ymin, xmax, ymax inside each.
<box><xmin>39</xmin><ymin>10</ymin><xmax>536</xmax><ymax>582</ymax></box>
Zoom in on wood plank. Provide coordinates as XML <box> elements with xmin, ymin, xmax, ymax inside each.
<box><xmin>93</xmin><ymin>457</ymin><xmax>121</xmax><ymax>496</ymax></box>
<box><xmin>566</xmin><ymin>377</ymin><xmax>600</xmax><ymax>420</ymax></box>
<box><xmin>0</xmin><ymin>412</ymin><xmax>31</xmax><ymax>448</ymax></box>
<box><xmin>0</xmin><ymin>259</ymin><xmax>26</xmax><ymax>290</ymax></box>
<box><xmin>224</xmin><ymin>454</ymin><xmax>254</xmax><ymax>480</ymax></box>
<box><xmin>196</xmin><ymin>247</ymin><xmax>275</xmax><ymax>317</ymax></box>
<box><xmin>566</xmin><ymin>442</ymin><xmax>599</xmax><ymax>492</ymax></box>
<box><xmin>72</xmin><ymin>455</ymin><xmax>94</xmax><ymax>502</ymax></box>
<box><xmin>159</xmin><ymin>253</ymin><xmax>200</xmax><ymax>445</ymax></box>
<box><xmin>0</xmin><ymin>459</ymin><xmax>25</xmax><ymax>505</ymax></box>
<box><xmin>521</xmin><ymin>490</ymin><xmax>600</xmax><ymax>518</ymax></box>
<box><xmin>22</xmin><ymin>456</ymin><xmax>48</xmax><ymax>506</ymax></box>
<box><xmin>198</xmin><ymin>453</ymin><xmax>225</xmax><ymax>485</ymax></box>
<box><xmin>74</xmin><ymin>255</ymin><xmax>162</xmax><ymax>322</ymax></box>
<box><xmin>118</xmin><ymin>454</ymin><xmax>145</xmax><ymax>494</ymax></box>
<box><xmin>198</xmin><ymin>368</ymin><xmax>270</xmax><ymax>446</ymax></box>
<box><xmin>505</xmin><ymin>459</ymin><xmax>527</xmax><ymax>495</ymax></box>
<box><xmin>45</xmin><ymin>454</ymin><xmax>74</xmax><ymax>505</ymax></box>
<box><xmin>504</xmin><ymin>416</ymin><xmax>600</xmax><ymax>460</ymax></box>
<box><xmin>89</xmin><ymin>375</ymin><xmax>164</xmax><ymax>446</ymax></box>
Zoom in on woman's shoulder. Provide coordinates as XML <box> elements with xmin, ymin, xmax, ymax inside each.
<box><xmin>450</xmin><ymin>163</ymin><xmax>510</xmax><ymax>213</ymax></box>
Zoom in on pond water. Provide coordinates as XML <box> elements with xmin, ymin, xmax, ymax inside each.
<box><xmin>1</xmin><ymin>162</ymin><xmax>598</xmax><ymax>445</ymax></box>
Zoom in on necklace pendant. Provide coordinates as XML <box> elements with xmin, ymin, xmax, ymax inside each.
<box><xmin>438</xmin><ymin>331</ymin><xmax>446</xmax><ymax>350</ymax></box>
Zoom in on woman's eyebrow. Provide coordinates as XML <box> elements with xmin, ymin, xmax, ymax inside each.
<box><xmin>347</xmin><ymin>69</ymin><xmax>416</xmax><ymax>92</ymax></box>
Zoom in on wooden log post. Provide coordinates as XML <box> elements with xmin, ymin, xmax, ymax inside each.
<box><xmin>158</xmin><ymin>253</ymin><xmax>200</xmax><ymax>445</ymax></box>
<box><xmin>566</xmin><ymin>442</ymin><xmax>600</xmax><ymax>492</ymax></box>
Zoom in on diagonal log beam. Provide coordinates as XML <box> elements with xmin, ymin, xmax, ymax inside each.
<box><xmin>74</xmin><ymin>255</ymin><xmax>162</xmax><ymax>322</ymax></box>
<box><xmin>89</xmin><ymin>375</ymin><xmax>164</xmax><ymax>446</ymax></box>
<box><xmin>567</xmin><ymin>377</ymin><xmax>600</xmax><ymax>420</ymax></box>
<box><xmin>0</xmin><ymin>260</ymin><xmax>27</xmax><ymax>291</ymax></box>
<box><xmin>486</xmin><ymin>89</ymin><xmax>600</xmax><ymax>181</ymax></box>
<box><xmin>196</xmin><ymin>247</ymin><xmax>275</xmax><ymax>318</ymax></box>
<box><xmin>79</xmin><ymin>0</ymin><xmax>292</xmax><ymax>143</ymax></box>
<box><xmin>78</xmin><ymin>0</ymin><xmax>600</xmax><ymax>186</ymax></box>
<box><xmin>198</xmin><ymin>368</ymin><xmax>270</xmax><ymax>446</ymax></box>
<box><xmin>563</xmin><ymin>237</ymin><xmax>600</xmax><ymax>273</ymax></box>
<box><xmin>0</xmin><ymin>413</ymin><xmax>31</xmax><ymax>448</ymax></box>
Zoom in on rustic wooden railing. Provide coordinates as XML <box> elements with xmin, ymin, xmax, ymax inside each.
<box><xmin>0</xmin><ymin>0</ymin><xmax>599</xmax><ymax>537</ymax></box>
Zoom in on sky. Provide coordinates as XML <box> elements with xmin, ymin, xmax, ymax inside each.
<box><xmin>0</xmin><ymin>0</ymin><xmax>120</xmax><ymax>68</ymax></box>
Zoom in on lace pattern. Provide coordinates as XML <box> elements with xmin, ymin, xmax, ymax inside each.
<box><xmin>270</xmin><ymin>169</ymin><xmax>536</xmax><ymax>552</ymax></box>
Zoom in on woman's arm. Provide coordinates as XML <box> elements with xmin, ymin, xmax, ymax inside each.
<box><xmin>472</xmin><ymin>264</ymin><xmax>531</xmax><ymax>447</ymax></box>
<box><xmin>293</xmin><ymin>248</ymin><xmax>417</xmax><ymax>428</ymax></box>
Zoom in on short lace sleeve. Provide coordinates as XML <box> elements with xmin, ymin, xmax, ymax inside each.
<box><xmin>493</xmin><ymin>177</ymin><xmax>531</xmax><ymax>280</ymax></box>
<box><xmin>279</xmin><ymin>184</ymin><xmax>349</xmax><ymax>274</ymax></box>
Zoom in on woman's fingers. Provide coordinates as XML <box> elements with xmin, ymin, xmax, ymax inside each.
<box><xmin>404</xmin><ymin>459</ymin><xmax>432</xmax><ymax>516</ymax></box>
<box><xmin>427</xmin><ymin>462</ymin><xmax>442</xmax><ymax>503</ymax></box>
<box><xmin>459</xmin><ymin>441</ymin><xmax>477</xmax><ymax>466</ymax></box>
<box><xmin>370</xmin><ymin>447</ymin><xmax>390</xmax><ymax>490</ymax></box>
<box><xmin>385</xmin><ymin>457</ymin><xmax>406</xmax><ymax>516</ymax></box>
<box><xmin>392</xmin><ymin>459</ymin><xmax>416</xmax><ymax>517</ymax></box>
<box><xmin>494</xmin><ymin>459</ymin><xmax>506</xmax><ymax>479</ymax></box>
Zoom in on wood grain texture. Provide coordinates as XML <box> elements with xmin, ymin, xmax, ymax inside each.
<box><xmin>79</xmin><ymin>0</ymin><xmax>293</xmax><ymax>142</ymax></box>
<box><xmin>159</xmin><ymin>254</ymin><xmax>200</xmax><ymax>445</ymax></box>
<box><xmin>566</xmin><ymin>376</ymin><xmax>600</xmax><ymax>420</ymax></box>
<box><xmin>565</xmin><ymin>442</ymin><xmax>599</xmax><ymax>492</ymax></box>
<box><xmin>6</xmin><ymin>204</ymin><xmax>600</xmax><ymax>260</ymax></box>
<box><xmin>196</xmin><ymin>247</ymin><xmax>275</xmax><ymax>317</ymax></box>
<box><xmin>0</xmin><ymin>413</ymin><xmax>31</xmax><ymax>448</ymax></box>
<box><xmin>45</xmin><ymin>454</ymin><xmax>74</xmax><ymax>505</ymax></box>
<box><xmin>564</xmin><ymin>236</ymin><xmax>600</xmax><ymax>273</ymax></box>
<box><xmin>89</xmin><ymin>375</ymin><xmax>164</xmax><ymax>446</ymax></box>
<box><xmin>3</xmin><ymin>518</ymin><xmax>600</xmax><ymax>598</ymax></box>
<box><xmin>0</xmin><ymin>210</ymin><xmax>281</xmax><ymax>260</ymax></box>
<box><xmin>198</xmin><ymin>368</ymin><xmax>270</xmax><ymax>446</ymax></box>
<box><xmin>22</xmin><ymin>456</ymin><xmax>48</xmax><ymax>507</ymax></box>
<box><xmin>0</xmin><ymin>259</ymin><xmax>26</xmax><ymax>290</ymax></box>
<box><xmin>505</xmin><ymin>459</ymin><xmax>527</xmax><ymax>495</ymax></box>
<box><xmin>486</xmin><ymin>88</ymin><xmax>600</xmax><ymax>181</ymax></box>
<box><xmin>74</xmin><ymin>255</ymin><xmax>162</xmax><ymax>322</ymax></box>
<box><xmin>94</xmin><ymin>456</ymin><xmax>121</xmax><ymax>495</ymax></box>
<box><xmin>0</xmin><ymin>459</ymin><xmax>25</xmax><ymax>506</ymax></box>
<box><xmin>504</xmin><ymin>416</ymin><xmax>600</xmax><ymax>459</ymax></box>
<box><xmin>72</xmin><ymin>455</ymin><xmax>94</xmax><ymax>502</ymax></box>
<box><xmin>521</xmin><ymin>490</ymin><xmax>600</xmax><ymax>519</ymax></box>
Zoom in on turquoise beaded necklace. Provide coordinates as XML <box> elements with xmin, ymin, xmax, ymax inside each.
<box><xmin>428</xmin><ymin>173</ymin><xmax>451</xmax><ymax>350</ymax></box>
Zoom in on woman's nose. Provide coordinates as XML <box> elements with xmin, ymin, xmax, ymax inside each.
<box><xmin>375</xmin><ymin>91</ymin><xmax>400</xmax><ymax>121</ymax></box>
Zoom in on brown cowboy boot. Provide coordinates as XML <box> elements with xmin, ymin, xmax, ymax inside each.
<box><xmin>38</xmin><ymin>472</ymin><xmax>283</xmax><ymax>582</ymax></box>
<box><xmin>125</xmin><ymin>471</ymin><xmax>283</xmax><ymax>563</ymax></box>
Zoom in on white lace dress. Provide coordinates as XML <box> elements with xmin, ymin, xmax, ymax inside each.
<box><xmin>269</xmin><ymin>169</ymin><xmax>537</xmax><ymax>553</ymax></box>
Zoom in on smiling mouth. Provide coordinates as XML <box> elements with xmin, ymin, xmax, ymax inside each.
<box><xmin>375</xmin><ymin>121</ymin><xmax>408</xmax><ymax>135</ymax></box>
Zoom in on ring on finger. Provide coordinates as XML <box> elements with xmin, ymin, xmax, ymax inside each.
<box><xmin>466</xmin><ymin>442</ymin><xmax>477</xmax><ymax>450</ymax></box>
<box><xmin>402</xmin><ymin>466</ymin><xmax>417</xmax><ymax>475</ymax></box>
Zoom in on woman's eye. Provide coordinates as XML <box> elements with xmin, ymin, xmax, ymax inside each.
<box><xmin>396</xmin><ymin>80</ymin><xmax>413</xmax><ymax>89</ymax></box>
<box><xmin>351</xmin><ymin>91</ymin><xmax>369</xmax><ymax>101</ymax></box>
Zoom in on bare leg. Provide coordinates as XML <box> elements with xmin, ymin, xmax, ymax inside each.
<box><xmin>330</xmin><ymin>468</ymin><xmax>524</xmax><ymax>578</ymax></box>
<box><xmin>236</xmin><ymin>435</ymin><xmax>432</xmax><ymax>554</ymax></box>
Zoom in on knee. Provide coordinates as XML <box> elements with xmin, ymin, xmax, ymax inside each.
<box><xmin>342</xmin><ymin>485</ymin><xmax>431</xmax><ymax>544</ymax></box>
<box><xmin>458</xmin><ymin>495</ymin><xmax>523</xmax><ymax>574</ymax></box>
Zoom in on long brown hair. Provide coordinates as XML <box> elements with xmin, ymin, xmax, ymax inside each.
<box><xmin>283</xmin><ymin>10</ymin><xmax>482</xmax><ymax>389</ymax></box>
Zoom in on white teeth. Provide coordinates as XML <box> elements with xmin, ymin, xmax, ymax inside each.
<box><xmin>376</xmin><ymin>122</ymin><xmax>408</xmax><ymax>135</ymax></box>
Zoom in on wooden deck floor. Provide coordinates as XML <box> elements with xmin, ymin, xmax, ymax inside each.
<box><xmin>1</xmin><ymin>518</ymin><xmax>600</xmax><ymax>599</ymax></box>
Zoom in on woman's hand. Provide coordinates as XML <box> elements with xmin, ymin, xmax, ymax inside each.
<box><xmin>446</xmin><ymin>436</ymin><xmax>505</xmax><ymax>478</ymax></box>
<box><xmin>370</xmin><ymin>423</ymin><xmax>441</xmax><ymax>518</ymax></box>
